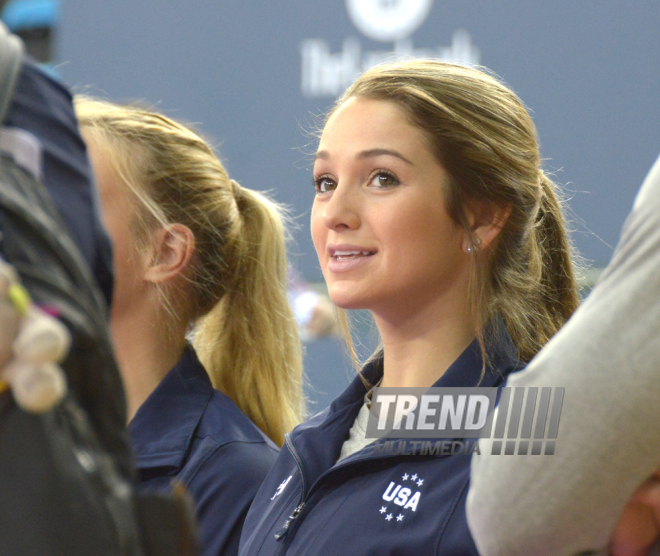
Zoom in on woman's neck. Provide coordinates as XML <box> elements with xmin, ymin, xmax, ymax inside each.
<box><xmin>110</xmin><ymin>301</ymin><xmax>187</xmax><ymax>423</ymax></box>
<box><xmin>373</xmin><ymin>293</ymin><xmax>475</xmax><ymax>389</ymax></box>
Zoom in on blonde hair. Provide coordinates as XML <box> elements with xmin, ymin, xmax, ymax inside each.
<box><xmin>75</xmin><ymin>96</ymin><xmax>304</xmax><ymax>446</ymax></box>
<box><xmin>333</xmin><ymin>60</ymin><xmax>579</xmax><ymax>364</ymax></box>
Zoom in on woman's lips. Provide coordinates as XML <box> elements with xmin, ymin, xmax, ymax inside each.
<box><xmin>326</xmin><ymin>247</ymin><xmax>377</xmax><ymax>273</ymax></box>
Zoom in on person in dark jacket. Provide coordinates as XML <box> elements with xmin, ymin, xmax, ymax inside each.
<box><xmin>238</xmin><ymin>60</ymin><xmax>580</xmax><ymax>556</ymax></box>
<box><xmin>2</xmin><ymin>48</ymin><xmax>113</xmax><ymax>304</ymax></box>
<box><xmin>75</xmin><ymin>97</ymin><xmax>306</xmax><ymax>556</ymax></box>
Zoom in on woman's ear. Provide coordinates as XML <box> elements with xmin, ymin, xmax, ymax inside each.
<box><xmin>142</xmin><ymin>224</ymin><xmax>195</xmax><ymax>284</ymax></box>
<box><xmin>463</xmin><ymin>202</ymin><xmax>513</xmax><ymax>253</ymax></box>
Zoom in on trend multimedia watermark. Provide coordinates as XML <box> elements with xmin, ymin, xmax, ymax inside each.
<box><xmin>366</xmin><ymin>387</ymin><xmax>564</xmax><ymax>456</ymax></box>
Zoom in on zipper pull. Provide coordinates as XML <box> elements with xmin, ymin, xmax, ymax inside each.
<box><xmin>274</xmin><ymin>502</ymin><xmax>305</xmax><ymax>541</ymax></box>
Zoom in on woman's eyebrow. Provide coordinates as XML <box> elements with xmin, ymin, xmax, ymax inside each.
<box><xmin>314</xmin><ymin>149</ymin><xmax>330</xmax><ymax>162</ymax></box>
<box><xmin>358</xmin><ymin>148</ymin><xmax>414</xmax><ymax>165</ymax></box>
<box><xmin>313</xmin><ymin>148</ymin><xmax>414</xmax><ymax>165</ymax></box>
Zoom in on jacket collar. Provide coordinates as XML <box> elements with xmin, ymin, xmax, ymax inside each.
<box><xmin>288</xmin><ymin>318</ymin><xmax>521</xmax><ymax>482</ymax></box>
<box><xmin>328</xmin><ymin>315</ymin><xmax>519</xmax><ymax>414</ymax></box>
<box><xmin>128</xmin><ymin>345</ymin><xmax>213</xmax><ymax>471</ymax></box>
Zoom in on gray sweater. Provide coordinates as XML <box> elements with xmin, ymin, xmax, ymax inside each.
<box><xmin>467</xmin><ymin>154</ymin><xmax>660</xmax><ymax>556</ymax></box>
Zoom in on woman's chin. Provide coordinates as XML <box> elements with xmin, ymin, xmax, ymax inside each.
<box><xmin>327</xmin><ymin>289</ymin><xmax>373</xmax><ymax>311</ymax></box>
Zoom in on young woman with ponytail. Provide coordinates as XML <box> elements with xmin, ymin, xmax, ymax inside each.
<box><xmin>75</xmin><ymin>97</ymin><xmax>305</xmax><ymax>556</ymax></box>
<box><xmin>238</xmin><ymin>60</ymin><xmax>579</xmax><ymax>556</ymax></box>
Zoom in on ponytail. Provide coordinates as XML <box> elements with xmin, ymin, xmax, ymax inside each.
<box><xmin>193</xmin><ymin>184</ymin><xmax>305</xmax><ymax>447</ymax></box>
<box><xmin>536</xmin><ymin>173</ymin><xmax>580</xmax><ymax>327</ymax></box>
<box><xmin>493</xmin><ymin>172</ymin><xmax>580</xmax><ymax>362</ymax></box>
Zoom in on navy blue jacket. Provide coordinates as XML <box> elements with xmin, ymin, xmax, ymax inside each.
<box><xmin>4</xmin><ymin>58</ymin><xmax>114</xmax><ymax>304</ymax></box>
<box><xmin>129</xmin><ymin>346</ymin><xmax>279</xmax><ymax>556</ymax></box>
<box><xmin>239</xmin><ymin>328</ymin><xmax>521</xmax><ymax>556</ymax></box>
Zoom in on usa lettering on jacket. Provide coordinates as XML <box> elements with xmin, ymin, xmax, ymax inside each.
<box><xmin>381</xmin><ymin>480</ymin><xmax>421</xmax><ymax>512</ymax></box>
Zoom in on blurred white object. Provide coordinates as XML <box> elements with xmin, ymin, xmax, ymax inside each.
<box><xmin>4</xmin><ymin>360</ymin><xmax>67</xmax><ymax>413</ymax></box>
<box><xmin>292</xmin><ymin>290</ymin><xmax>321</xmax><ymax>329</ymax></box>
<box><xmin>14</xmin><ymin>308</ymin><xmax>70</xmax><ymax>364</ymax></box>
<box><xmin>288</xmin><ymin>267</ymin><xmax>339</xmax><ymax>341</ymax></box>
<box><xmin>0</xmin><ymin>258</ymin><xmax>69</xmax><ymax>413</ymax></box>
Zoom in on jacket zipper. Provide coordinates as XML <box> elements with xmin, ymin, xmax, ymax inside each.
<box><xmin>274</xmin><ymin>434</ymin><xmax>308</xmax><ymax>542</ymax></box>
<box><xmin>272</xmin><ymin>428</ymin><xmax>446</xmax><ymax>548</ymax></box>
<box><xmin>274</xmin><ymin>438</ymin><xmax>434</xmax><ymax>543</ymax></box>
<box><xmin>274</xmin><ymin>501</ymin><xmax>305</xmax><ymax>541</ymax></box>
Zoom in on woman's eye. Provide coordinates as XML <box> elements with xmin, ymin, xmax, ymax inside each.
<box><xmin>369</xmin><ymin>170</ymin><xmax>399</xmax><ymax>188</ymax></box>
<box><xmin>313</xmin><ymin>176</ymin><xmax>336</xmax><ymax>194</ymax></box>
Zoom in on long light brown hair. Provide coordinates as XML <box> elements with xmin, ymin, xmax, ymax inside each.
<box><xmin>332</xmin><ymin>60</ymin><xmax>579</xmax><ymax>364</ymax></box>
<box><xmin>76</xmin><ymin>97</ymin><xmax>305</xmax><ymax>446</ymax></box>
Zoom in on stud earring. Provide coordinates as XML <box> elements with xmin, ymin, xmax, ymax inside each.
<box><xmin>467</xmin><ymin>238</ymin><xmax>482</xmax><ymax>254</ymax></box>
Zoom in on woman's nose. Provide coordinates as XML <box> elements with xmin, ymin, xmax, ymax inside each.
<box><xmin>320</xmin><ymin>182</ymin><xmax>361</xmax><ymax>231</ymax></box>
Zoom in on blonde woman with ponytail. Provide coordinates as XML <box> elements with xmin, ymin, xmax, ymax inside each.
<box><xmin>238</xmin><ymin>60</ymin><xmax>579</xmax><ymax>556</ymax></box>
<box><xmin>75</xmin><ymin>97</ymin><xmax>304</xmax><ymax>556</ymax></box>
